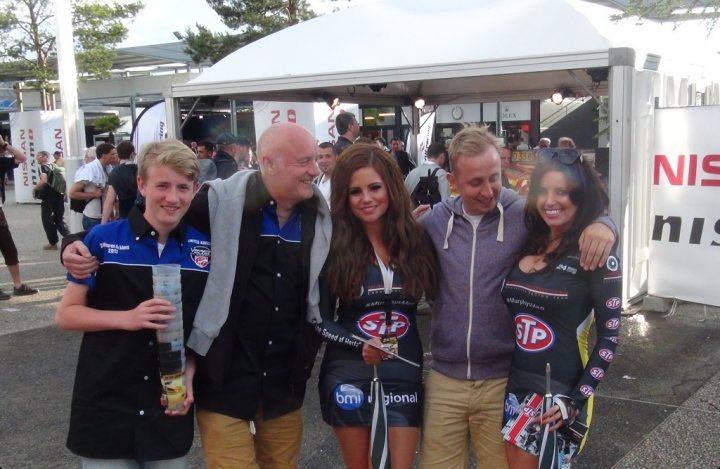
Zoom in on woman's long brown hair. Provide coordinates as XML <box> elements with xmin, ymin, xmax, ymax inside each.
<box><xmin>327</xmin><ymin>144</ymin><xmax>438</xmax><ymax>303</ymax></box>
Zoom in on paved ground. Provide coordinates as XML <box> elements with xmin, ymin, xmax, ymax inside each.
<box><xmin>0</xmin><ymin>186</ymin><xmax>718</xmax><ymax>468</ymax></box>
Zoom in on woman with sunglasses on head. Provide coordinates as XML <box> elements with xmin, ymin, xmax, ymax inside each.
<box><xmin>315</xmin><ymin>144</ymin><xmax>438</xmax><ymax>469</ymax></box>
<box><xmin>500</xmin><ymin>148</ymin><xmax>621</xmax><ymax>469</ymax></box>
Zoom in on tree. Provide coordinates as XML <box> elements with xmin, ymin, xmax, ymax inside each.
<box><xmin>0</xmin><ymin>0</ymin><xmax>143</xmax><ymax>110</ymax></box>
<box><xmin>181</xmin><ymin>0</ymin><xmax>318</xmax><ymax>65</ymax></box>
<box><xmin>92</xmin><ymin>114</ymin><xmax>126</xmax><ymax>143</ymax></box>
<box><xmin>611</xmin><ymin>1</ymin><xmax>720</xmax><ymax>31</ymax></box>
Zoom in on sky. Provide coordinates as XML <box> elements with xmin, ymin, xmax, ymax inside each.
<box><xmin>119</xmin><ymin>0</ymin><xmax>361</xmax><ymax>48</ymax></box>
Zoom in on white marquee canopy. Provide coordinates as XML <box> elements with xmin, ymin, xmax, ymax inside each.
<box><xmin>172</xmin><ymin>0</ymin><xmax>717</xmax><ymax>105</ymax></box>
<box><xmin>170</xmin><ymin>0</ymin><xmax>720</xmax><ymax>305</ymax></box>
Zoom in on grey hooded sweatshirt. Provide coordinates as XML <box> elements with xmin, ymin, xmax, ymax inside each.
<box><xmin>419</xmin><ymin>188</ymin><xmax>527</xmax><ymax>381</ymax></box>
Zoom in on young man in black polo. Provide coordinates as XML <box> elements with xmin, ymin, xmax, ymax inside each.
<box><xmin>56</xmin><ymin>139</ymin><xmax>211</xmax><ymax>468</ymax></box>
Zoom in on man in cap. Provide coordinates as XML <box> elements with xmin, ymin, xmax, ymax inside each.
<box><xmin>235</xmin><ymin>137</ymin><xmax>252</xmax><ymax>170</ymax></box>
<box><xmin>213</xmin><ymin>133</ymin><xmax>240</xmax><ymax>179</ymax></box>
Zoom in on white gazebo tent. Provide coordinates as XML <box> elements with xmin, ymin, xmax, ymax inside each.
<box><xmin>171</xmin><ymin>0</ymin><xmax>720</xmax><ymax>305</ymax></box>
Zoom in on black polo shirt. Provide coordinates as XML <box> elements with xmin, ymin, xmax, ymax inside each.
<box><xmin>66</xmin><ymin>208</ymin><xmax>210</xmax><ymax>461</ymax></box>
<box><xmin>108</xmin><ymin>163</ymin><xmax>138</xmax><ymax>218</ymax></box>
<box><xmin>192</xmin><ymin>174</ymin><xmax>318</xmax><ymax>421</ymax></box>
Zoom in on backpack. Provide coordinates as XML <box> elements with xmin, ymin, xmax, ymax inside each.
<box><xmin>410</xmin><ymin>167</ymin><xmax>442</xmax><ymax>207</ymax></box>
<box><xmin>47</xmin><ymin>164</ymin><xmax>66</xmax><ymax>194</ymax></box>
<box><xmin>70</xmin><ymin>197</ymin><xmax>88</xmax><ymax>213</ymax></box>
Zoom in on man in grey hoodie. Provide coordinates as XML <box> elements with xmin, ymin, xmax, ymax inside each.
<box><xmin>417</xmin><ymin>127</ymin><xmax>615</xmax><ymax>468</ymax></box>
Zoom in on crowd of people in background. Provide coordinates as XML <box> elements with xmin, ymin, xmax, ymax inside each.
<box><xmin>0</xmin><ymin>110</ymin><xmax>619</xmax><ymax>469</ymax></box>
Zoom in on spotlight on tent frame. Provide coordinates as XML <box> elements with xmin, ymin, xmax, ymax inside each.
<box><xmin>368</xmin><ymin>83</ymin><xmax>387</xmax><ymax>93</ymax></box>
<box><xmin>551</xmin><ymin>88</ymin><xmax>571</xmax><ymax>105</ymax></box>
<box><xmin>414</xmin><ymin>97</ymin><xmax>426</xmax><ymax>109</ymax></box>
<box><xmin>315</xmin><ymin>91</ymin><xmax>340</xmax><ymax>109</ymax></box>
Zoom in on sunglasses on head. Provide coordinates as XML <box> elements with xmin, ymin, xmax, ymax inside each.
<box><xmin>536</xmin><ymin>148</ymin><xmax>582</xmax><ymax>165</ymax></box>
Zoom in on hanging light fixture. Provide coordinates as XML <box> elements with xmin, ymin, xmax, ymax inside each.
<box><xmin>551</xmin><ymin>89</ymin><xmax>565</xmax><ymax>105</ymax></box>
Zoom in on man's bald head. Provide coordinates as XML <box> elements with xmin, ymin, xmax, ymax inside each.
<box><xmin>257</xmin><ymin>123</ymin><xmax>320</xmax><ymax>210</ymax></box>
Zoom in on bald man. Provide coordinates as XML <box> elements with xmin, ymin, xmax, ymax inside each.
<box><xmin>63</xmin><ymin>123</ymin><xmax>332</xmax><ymax>468</ymax></box>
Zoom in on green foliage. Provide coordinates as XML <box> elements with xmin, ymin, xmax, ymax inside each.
<box><xmin>181</xmin><ymin>0</ymin><xmax>318</xmax><ymax>64</ymax></box>
<box><xmin>92</xmin><ymin>114</ymin><xmax>126</xmax><ymax>133</ymax></box>
<box><xmin>74</xmin><ymin>1</ymin><xmax>144</xmax><ymax>78</ymax></box>
<box><xmin>182</xmin><ymin>24</ymin><xmax>247</xmax><ymax>64</ymax></box>
<box><xmin>0</xmin><ymin>0</ymin><xmax>143</xmax><ymax>106</ymax></box>
<box><xmin>611</xmin><ymin>0</ymin><xmax>720</xmax><ymax>31</ymax></box>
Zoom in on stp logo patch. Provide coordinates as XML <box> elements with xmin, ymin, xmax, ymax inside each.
<box><xmin>580</xmin><ymin>385</ymin><xmax>594</xmax><ymax>397</ymax></box>
<box><xmin>599</xmin><ymin>349</ymin><xmax>614</xmax><ymax>362</ymax></box>
<box><xmin>605</xmin><ymin>318</ymin><xmax>620</xmax><ymax>330</ymax></box>
<box><xmin>514</xmin><ymin>314</ymin><xmax>554</xmax><ymax>352</ymax></box>
<box><xmin>590</xmin><ymin>367</ymin><xmax>605</xmax><ymax>380</ymax></box>
<box><xmin>606</xmin><ymin>297</ymin><xmax>621</xmax><ymax>310</ymax></box>
<box><xmin>191</xmin><ymin>246</ymin><xmax>211</xmax><ymax>268</ymax></box>
<box><xmin>357</xmin><ymin>311</ymin><xmax>410</xmax><ymax>338</ymax></box>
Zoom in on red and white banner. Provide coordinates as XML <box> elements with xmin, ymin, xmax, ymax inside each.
<box><xmin>253</xmin><ymin>101</ymin><xmax>359</xmax><ymax>145</ymax></box>
<box><xmin>649</xmin><ymin>106</ymin><xmax>720</xmax><ymax>306</ymax></box>
<box><xmin>10</xmin><ymin>110</ymin><xmax>84</xmax><ymax>203</ymax></box>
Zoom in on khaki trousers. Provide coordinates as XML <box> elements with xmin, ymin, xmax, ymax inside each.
<box><xmin>419</xmin><ymin>369</ymin><xmax>509</xmax><ymax>469</ymax></box>
<box><xmin>197</xmin><ymin>408</ymin><xmax>303</xmax><ymax>469</ymax></box>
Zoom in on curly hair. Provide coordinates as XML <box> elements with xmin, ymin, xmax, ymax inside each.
<box><xmin>523</xmin><ymin>157</ymin><xmax>609</xmax><ymax>263</ymax></box>
<box><xmin>327</xmin><ymin>144</ymin><xmax>438</xmax><ymax>302</ymax></box>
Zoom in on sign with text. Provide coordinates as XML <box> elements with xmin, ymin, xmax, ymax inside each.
<box><xmin>482</xmin><ymin>101</ymin><xmax>531</xmax><ymax>121</ymax></box>
<box><xmin>649</xmin><ymin>106</ymin><xmax>720</xmax><ymax>306</ymax></box>
<box><xmin>10</xmin><ymin>110</ymin><xmax>85</xmax><ymax>203</ymax></box>
<box><xmin>253</xmin><ymin>101</ymin><xmax>359</xmax><ymax>145</ymax></box>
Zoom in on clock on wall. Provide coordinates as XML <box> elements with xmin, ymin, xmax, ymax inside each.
<box><xmin>451</xmin><ymin>106</ymin><xmax>464</xmax><ymax>120</ymax></box>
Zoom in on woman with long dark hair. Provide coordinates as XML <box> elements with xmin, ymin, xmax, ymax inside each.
<box><xmin>316</xmin><ymin>144</ymin><xmax>438</xmax><ymax>468</ymax></box>
<box><xmin>500</xmin><ymin>149</ymin><xmax>621</xmax><ymax>468</ymax></box>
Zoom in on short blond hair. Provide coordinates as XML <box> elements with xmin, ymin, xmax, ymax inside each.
<box><xmin>448</xmin><ymin>126</ymin><xmax>499</xmax><ymax>173</ymax></box>
<box><xmin>137</xmin><ymin>139</ymin><xmax>199</xmax><ymax>183</ymax></box>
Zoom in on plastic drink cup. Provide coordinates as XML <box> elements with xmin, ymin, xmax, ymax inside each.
<box><xmin>152</xmin><ymin>264</ymin><xmax>186</xmax><ymax>411</ymax></box>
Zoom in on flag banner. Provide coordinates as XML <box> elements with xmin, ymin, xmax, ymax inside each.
<box><xmin>370</xmin><ymin>367</ymin><xmax>390</xmax><ymax>469</ymax></box>
<box><xmin>649</xmin><ymin>106</ymin><xmax>720</xmax><ymax>306</ymax></box>
<box><xmin>417</xmin><ymin>110</ymin><xmax>436</xmax><ymax>165</ymax></box>
<box><xmin>10</xmin><ymin>110</ymin><xmax>84</xmax><ymax>203</ymax></box>
<box><xmin>131</xmin><ymin>101</ymin><xmax>167</xmax><ymax>151</ymax></box>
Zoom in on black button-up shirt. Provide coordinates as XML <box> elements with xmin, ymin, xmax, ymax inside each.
<box><xmin>66</xmin><ymin>208</ymin><xmax>210</xmax><ymax>460</ymax></box>
<box><xmin>191</xmin><ymin>174</ymin><xmax>320</xmax><ymax>421</ymax></box>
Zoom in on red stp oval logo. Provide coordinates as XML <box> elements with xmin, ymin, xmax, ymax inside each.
<box><xmin>599</xmin><ymin>349</ymin><xmax>614</xmax><ymax>362</ymax></box>
<box><xmin>358</xmin><ymin>311</ymin><xmax>410</xmax><ymax>338</ymax></box>
<box><xmin>515</xmin><ymin>314</ymin><xmax>554</xmax><ymax>352</ymax></box>
<box><xmin>605</xmin><ymin>318</ymin><xmax>620</xmax><ymax>330</ymax></box>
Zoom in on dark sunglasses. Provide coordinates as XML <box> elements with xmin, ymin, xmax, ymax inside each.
<box><xmin>536</xmin><ymin>148</ymin><xmax>582</xmax><ymax>165</ymax></box>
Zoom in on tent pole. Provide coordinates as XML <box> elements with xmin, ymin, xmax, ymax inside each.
<box><xmin>608</xmin><ymin>63</ymin><xmax>633</xmax><ymax>306</ymax></box>
<box><xmin>230</xmin><ymin>99</ymin><xmax>238</xmax><ymax>135</ymax></box>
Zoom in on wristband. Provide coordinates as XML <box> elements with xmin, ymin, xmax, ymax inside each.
<box><xmin>552</xmin><ymin>394</ymin><xmax>578</xmax><ymax>427</ymax></box>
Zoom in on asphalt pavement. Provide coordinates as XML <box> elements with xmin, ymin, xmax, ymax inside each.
<box><xmin>0</xmin><ymin>185</ymin><xmax>718</xmax><ymax>469</ymax></box>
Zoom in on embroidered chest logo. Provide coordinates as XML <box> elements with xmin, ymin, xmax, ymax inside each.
<box><xmin>514</xmin><ymin>314</ymin><xmax>555</xmax><ymax>352</ymax></box>
<box><xmin>190</xmin><ymin>246</ymin><xmax>211</xmax><ymax>268</ymax></box>
<box><xmin>357</xmin><ymin>311</ymin><xmax>410</xmax><ymax>339</ymax></box>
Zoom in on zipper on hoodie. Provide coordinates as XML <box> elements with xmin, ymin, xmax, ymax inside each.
<box><xmin>466</xmin><ymin>222</ymin><xmax>477</xmax><ymax>379</ymax></box>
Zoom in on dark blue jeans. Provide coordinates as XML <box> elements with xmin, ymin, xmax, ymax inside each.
<box><xmin>82</xmin><ymin>215</ymin><xmax>101</xmax><ymax>232</ymax></box>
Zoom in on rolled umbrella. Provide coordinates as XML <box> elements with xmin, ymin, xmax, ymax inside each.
<box><xmin>538</xmin><ymin>362</ymin><xmax>558</xmax><ymax>469</ymax></box>
<box><xmin>370</xmin><ymin>365</ymin><xmax>391</xmax><ymax>469</ymax></box>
